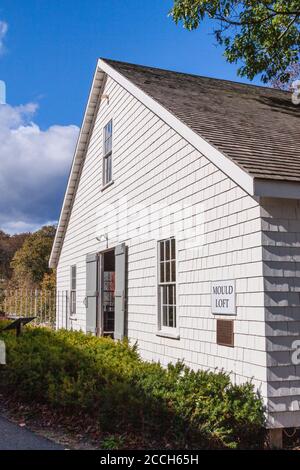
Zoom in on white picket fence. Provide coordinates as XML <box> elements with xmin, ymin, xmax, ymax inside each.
<box><xmin>0</xmin><ymin>290</ymin><xmax>69</xmax><ymax>329</ymax></box>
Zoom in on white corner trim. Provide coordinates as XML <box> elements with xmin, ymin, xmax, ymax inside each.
<box><xmin>98</xmin><ymin>59</ymin><xmax>255</xmax><ymax>196</ymax></box>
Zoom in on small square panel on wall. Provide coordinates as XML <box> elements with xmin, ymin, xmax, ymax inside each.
<box><xmin>216</xmin><ymin>319</ymin><xmax>234</xmax><ymax>347</ymax></box>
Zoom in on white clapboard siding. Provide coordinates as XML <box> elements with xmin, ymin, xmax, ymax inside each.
<box><xmin>56</xmin><ymin>75</ymin><xmax>267</xmax><ymax>401</ymax></box>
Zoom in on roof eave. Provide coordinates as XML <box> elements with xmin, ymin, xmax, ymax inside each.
<box><xmin>254</xmin><ymin>178</ymin><xmax>300</xmax><ymax>199</ymax></box>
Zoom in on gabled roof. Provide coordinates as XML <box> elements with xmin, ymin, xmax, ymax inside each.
<box><xmin>49</xmin><ymin>58</ymin><xmax>300</xmax><ymax>268</ymax></box>
<box><xmin>104</xmin><ymin>59</ymin><xmax>300</xmax><ymax>182</ymax></box>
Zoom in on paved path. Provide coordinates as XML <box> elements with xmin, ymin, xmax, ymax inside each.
<box><xmin>0</xmin><ymin>415</ymin><xmax>64</xmax><ymax>450</ymax></box>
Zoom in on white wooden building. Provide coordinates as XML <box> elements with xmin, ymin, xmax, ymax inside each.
<box><xmin>50</xmin><ymin>59</ymin><xmax>300</xmax><ymax>436</ymax></box>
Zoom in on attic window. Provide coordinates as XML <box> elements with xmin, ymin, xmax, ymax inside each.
<box><xmin>103</xmin><ymin>119</ymin><xmax>113</xmax><ymax>186</ymax></box>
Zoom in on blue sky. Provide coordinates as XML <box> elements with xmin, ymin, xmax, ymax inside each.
<box><xmin>0</xmin><ymin>0</ymin><xmax>260</xmax><ymax>234</ymax></box>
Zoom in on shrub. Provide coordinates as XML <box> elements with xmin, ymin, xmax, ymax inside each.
<box><xmin>0</xmin><ymin>327</ymin><xmax>265</xmax><ymax>448</ymax></box>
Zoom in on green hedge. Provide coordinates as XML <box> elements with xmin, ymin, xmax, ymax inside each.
<box><xmin>0</xmin><ymin>325</ymin><xmax>265</xmax><ymax>448</ymax></box>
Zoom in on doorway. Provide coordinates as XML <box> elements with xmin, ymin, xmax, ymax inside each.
<box><xmin>101</xmin><ymin>249</ymin><xmax>115</xmax><ymax>337</ymax></box>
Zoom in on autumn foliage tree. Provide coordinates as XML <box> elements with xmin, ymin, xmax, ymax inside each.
<box><xmin>0</xmin><ymin>231</ymin><xmax>29</xmax><ymax>281</ymax></box>
<box><xmin>10</xmin><ymin>225</ymin><xmax>56</xmax><ymax>289</ymax></box>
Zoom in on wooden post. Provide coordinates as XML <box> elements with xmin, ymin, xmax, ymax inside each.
<box><xmin>268</xmin><ymin>428</ymin><xmax>283</xmax><ymax>449</ymax></box>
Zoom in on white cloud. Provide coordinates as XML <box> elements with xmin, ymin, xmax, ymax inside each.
<box><xmin>1</xmin><ymin>220</ymin><xmax>58</xmax><ymax>235</ymax></box>
<box><xmin>0</xmin><ymin>102</ymin><xmax>79</xmax><ymax>233</ymax></box>
<box><xmin>0</xmin><ymin>21</ymin><xmax>8</xmax><ymax>55</ymax></box>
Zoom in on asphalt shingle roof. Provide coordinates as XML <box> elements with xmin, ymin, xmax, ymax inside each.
<box><xmin>103</xmin><ymin>59</ymin><xmax>300</xmax><ymax>182</ymax></box>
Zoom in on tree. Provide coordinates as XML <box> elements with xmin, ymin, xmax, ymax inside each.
<box><xmin>41</xmin><ymin>270</ymin><xmax>56</xmax><ymax>293</ymax></box>
<box><xmin>0</xmin><ymin>230</ymin><xmax>29</xmax><ymax>281</ymax></box>
<box><xmin>10</xmin><ymin>225</ymin><xmax>56</xmax><ymax>288</ymax></box>
<box><xmin>170</xmin><ymin>1</ymin><xmax>300</xmax><ymax>84</ymax></box>
<box><xmin>270</xmin><ymin>61</ymin><xmax>300</xmax><ymax>89</ymax></box>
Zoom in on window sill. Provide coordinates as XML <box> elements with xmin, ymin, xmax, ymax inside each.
<box><xmin>101</xmin><ymin>180</ymin><xmax>114</xmax><ymax>192</ymax></box>
<box><xmin>156</xmin><ymin>330</ymin><xmax>180</xmax><ymax>340</ymax></box>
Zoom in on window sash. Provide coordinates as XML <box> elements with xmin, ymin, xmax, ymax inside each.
<box><xmin>103</xmin><ymin>152</ymin><xmax>112</xmax><ymax>185</ymax></box>
<box><xmin>160</xmin><ymin>285</ymin><xmax>176</xmax><ymax>328</ymax></box>
<box><xmin>70</xmin><ymin>265</ymin><xmax>76</xmax><ymax>315</ymax></box>
<box><xmin>70</xmin><ymin>290</ymin><xmax>76</xmax><ymax>315</ymax></box>
<box><xmin>71</xmin><ymin>265</ymin><xmax>76</xmax><ymax>290</ymax></box>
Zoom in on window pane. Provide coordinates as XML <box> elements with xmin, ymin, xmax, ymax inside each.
<box><xmin>71</xmin><ymin>266</ymin><xmax>76</xmax><ymax>290</ymax></box>
<box><xmin>169</xmin><ymin>306</ymin><xmax>175</xmax><ymax>327</ymax></box>
<box><xmin>166</xmin><ymin>261</ymin><xmax>170</xmax><ymax>283</ymax></box>
<box><xmin>162</xmin><ymin>285</ymin><xmax>167</xmax><ymax>306</ymax></box>
<box><xmin>160</xmin><ymin>262</ymin><xmax>164</xmax><ymax>283</ymax></box>
<box><xmin>70</xmin><ymin>291</ymin><xmax>76</xmax><ymax>315</ymax></box>
<box><xmin>104</xmin><ymin>136</ymin><xmax>112</xmax><ymax>155</ymax></box>
<box><xmin>107</xmin><ymin>120</ymin><xmax>112</xmax><ymax>137</ymax></box>
<box><xmin>168</xmin><ymin>307</ymin><xmax>175</xmax><ymax>328</ymax></box>
<box><xmin>171</xmin><ymin>261</ymin><xmax>176</xmax><ymax>283</ymax></box>
<box><xmin>160</xmin><ymin>241</ymin><xmax>165</xmax><ymax>262</ymax></box>
<box><xmin>104</xmin><ymin>155</ymin><xmax>112</xmax><ymax>184</ymax></box>
<box><xmin>171</xmin><ymin>238</ymin><xmax>175</xmax><ymax>260</ymax></box>
<box><xmin>104</xmin><ymin>159</ymin><xmax>107</xmax><ymax>184</ymax></box>
<box><xmin>168</xmin><ymin>284</ymin><xmax>173</xmax><ymax>305</ymax></box>
<box><xmin>173</xmin><ymin>285</ymin><xmax>176</xmax><ymax>307</ymax></box>
<box><xmin>107</xmin><ymin>154</ymin><xmax>112</xmax><ymax>182</ymax></box>
<box><xmin>165</xmin><ymin>239</ymin><xmax>170</xmax><ymax>261</ymax></box>
<box><xmin>104</xmin><ymin>120</ymin><xmax>112</xmax><ymax>141</ymax></box>
<box><xmin>162</xmin><ymin>305</ymin><xmax>168</xmax><ymax>327</ymax></box>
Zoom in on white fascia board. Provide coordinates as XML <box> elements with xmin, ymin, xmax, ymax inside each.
<box><xmin>98</xmin><ymin>59</ymin><xmax>255</xmax><ymax>196</ymax></box>
<box><xmin>49</xmin><ymin>65</ymin><xmax>106</xmax><ymax>268</ymax></box>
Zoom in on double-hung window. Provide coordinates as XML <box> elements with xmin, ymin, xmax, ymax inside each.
<box><xmin>103</xmin><ymin>119</ymin><xmax>113</xmax><ymax>186</ymax></box>
<box><xmin>158</xmin><ymin>238</ymin><xmax>177</xmax><ymax>329</ymax></box>
<box><xmin>70</xmin><ymin>265</ymin><xmax>76</xmax><ymax>316</ymax></box>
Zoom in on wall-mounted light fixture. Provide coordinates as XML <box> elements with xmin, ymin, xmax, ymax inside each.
<box><xmin>96</xmin><ymin>233</ymin><xmax>108</xmax><ymax>243</ymax></box>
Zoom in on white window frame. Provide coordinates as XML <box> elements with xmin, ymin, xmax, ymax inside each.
<box><xmin>70</xmin><ymin>265</ymin><xmax>76</xmax><ymax>316</ymax></box>
<box><xmin>157</xmin><ymin>237</ymin><xmax>178</xmax><ymax>335</ymax></box>
<box><xmin>102</xmin><ymin>119</ymin><xmax>113</xmax><ymax>187</ymax></box>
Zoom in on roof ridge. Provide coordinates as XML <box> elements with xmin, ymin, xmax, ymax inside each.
<box><xmin>100</xmin><ymin>57</ymin><xmax>291</xmax><ymax>95</ymax></box>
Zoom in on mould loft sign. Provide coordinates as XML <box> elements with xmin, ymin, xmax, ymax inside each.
<box><xmin>211</xmin><ymin>280</ymin><xmax>236</xmax><ymax>315</ymax></box>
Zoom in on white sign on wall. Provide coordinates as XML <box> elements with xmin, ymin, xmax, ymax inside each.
<box><xmin>211</xmin><ymin>280</ymin><xmax>236</xmax><ymax>315</ymax></box>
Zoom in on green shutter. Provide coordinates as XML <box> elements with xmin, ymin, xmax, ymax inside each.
<box><xmin>86</xmin><ymin>253</ymin><xmax>98</xmax><ymax>335</ymax></box>
<box><xmin>114</xmin><ymin>243</ymin><xmax>127</xmax><ymax>340</ymax></box>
